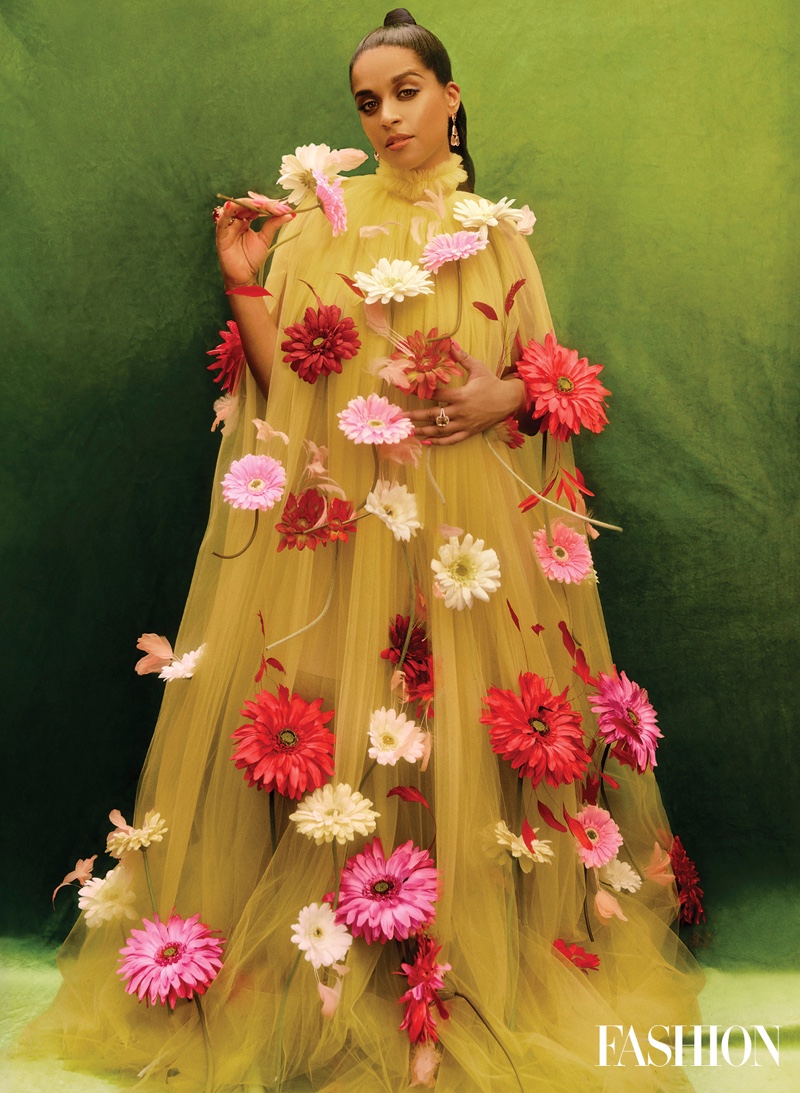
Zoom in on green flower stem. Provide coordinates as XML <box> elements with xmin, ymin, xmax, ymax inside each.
<box><xmin>265</xmin><ymin>545</ymin><xmax>339</xmax><ymax>653</ymax></box>
<box><xmin>213</xmin><ymin>510</ymin><xmax>259</xmax><ymax>560</ymax></box>
<box><xmin>332</xmin><ymin>842</ymin><xmax>341</xmax><ymax>910</ymax></box>
<box><xmin>358</xmin><ymin>757</ymin><xmax>378</xmax><ymax>793</ymax></box>
<box><xmin>583</xmin><ymin>868</ymin><xmax>595</xmax><ymax>943</ymax></box>
<box><xmin>273</xmin><ymin>952</ymin><xmax>302</xmax><ymax>1092</ymax></box>
<box><xmin>194</xmin><ymin>995</ymin><xmax>215</xmax><ymax>1093</ymax></box>
<box><xmin>482</xmin><ymin>436</ymin><xmax>623</xmax><ymax>532</ymax></box>
<box><xmin>451</xmin><ymin>987</ymin><xmax>524</xmax><ymax>1093</ymax></box>
<box><xmin>141</xmin><ymin>848</ymin><xmax>158</xmax><ymax>917</ymax></box>
<box><xmin>396</xmin><ymin>542</ymin><xmax>417</xmax><ymax>674</ymax></box>
<box><xmin>269</xmin><ymin>790</ymin><xmax>277</xmax><ymax>859</ymax></box>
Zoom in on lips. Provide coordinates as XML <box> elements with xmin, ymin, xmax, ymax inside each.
<box><xmin>385</xmin><ymin>134</ymin><xmax>412</xmax><ymax>149</ymax></box>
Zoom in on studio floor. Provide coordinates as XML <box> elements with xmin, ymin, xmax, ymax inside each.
<box><xmin>2</xmin><ymin>939</ymin><xmax>798</xmax><ymax>1093</ymax></box>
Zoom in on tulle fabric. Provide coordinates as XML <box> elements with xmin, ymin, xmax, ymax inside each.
<box><xmin>22</xmin><ymin>155</ymin><xmax>703</xmax><ymax>1091</ymax></box>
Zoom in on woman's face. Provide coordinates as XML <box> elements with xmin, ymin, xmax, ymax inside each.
<box><xmin>351</xmin><ymin>45</ymin><xmax>460</xmax><ymax>173</ymax></box>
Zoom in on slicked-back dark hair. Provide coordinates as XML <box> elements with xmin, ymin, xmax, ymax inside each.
<box><xmin>349</xmin><ymin>8</ymin><xmax>475</xmax><ymax>192</ymax></box>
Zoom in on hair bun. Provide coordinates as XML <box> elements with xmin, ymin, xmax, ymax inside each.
<box><xmin>384</xmin><ymin>8</ymin><xmax>417</xmax><ymax>27</ymax></box>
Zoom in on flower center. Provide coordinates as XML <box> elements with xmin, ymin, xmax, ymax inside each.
<box><xmin>247</xmin><ymin>478</ymin><xmax>265</xmax><ymax>491</ymax></box>
<box><xmin>277</xmin><ymin>728</ymin><xmax>299</xmax><ymax>749</ymax></box>
<box><xmin>382</xmin><ymin>504</ymin><xmax>396</xmax><ymax>518</ymax></box>
<box><xmin>311</xmin><ymin>336</ymin><xmax>327</xmax><ymax>349</ymax></box>
<box><xmin>450</xmin><ymin>557</ymin><xmax>476</xmax><ymax>584</ymax></box>
<box><xmin>369</xmin><ymin>876</ymin><xmax>397</xmax><ymax>899</ymax></box>
<box><xmin>311</xmin><ymin>926</ymin><xmax>324</xmax><ymax>939</ymax></box>
<box><xmin>585</xmin><ymin>827</ymin><xmax>599</xmax><ymax>842</ymax></box>
<box><xmin>156</xmin><ymin>942</ymin><xmax>184</xmax><ymax>966</ymax></box>
<box><xmin>528</xmin><ymin>717</ymin><xmax>550</xmax><ymax>736</ymax></box>
<box><xmin>323</xmin><ymin>807</ymin><xmax>341</xmax><ymax>820</ymax></box>
<box><xmin>368</xmin><ymin>418</ymin><xmax>386</xmax><ymax>429</ymax></box>
<box><xmin>380</xmin><ymin>732</ymin><xmax>399</xmax><ymax>749</ymax></box>
<box><xmin>557</xmin><ymin>375</ymin><xmax>575</xmax><ymax>393</ymax></box>
<box><xmin>626</xmin><ymin>707</ymin><xmax>640</xmax><ymax>727</ymax></box>
<box><xmin>552</xmin><ymin>545</ymin><xmax>569</xmax><ymax>561</ymax></box>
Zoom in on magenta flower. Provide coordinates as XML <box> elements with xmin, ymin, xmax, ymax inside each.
<box><xmin>118</xmin><ymin>913</ymin><xmax>224</xmax><ymax>1008</ymax></box>
<box><xmin>533</xmin><ymin>522</ymin><xmax>593</xmax><ymax>583</ymax></box>
<box><xmin>589</xmin><ymin>669</ymin><xmax>662</xmax><ymax>772</ymax></box>
<box><xmin>420</xmin><ymin>230</ymin><xmax>488</xmax><ymax>273</ymax></box>
<box><xmin>221</xmin><ymin>454</ymin><xmax>286</xmax><ymax>511</ymax></box>
<box><xmin>337</xmin><ymin>394</ymin><xmax>414</xmax><ymax>445</ymax></box>
<box><xmin>335</xmin><ymin>838</ymin><xmax>438</xmax><ymax>944</ymax></box>
<box><xmin>312</xmin><ymin>170</ymin><xmax>347</xmax><ymax>236</ymax></box>
<box><xmin>573</xmin><ymin>805</ymin><xmax>623</xmax><ymax>868</ymax></box>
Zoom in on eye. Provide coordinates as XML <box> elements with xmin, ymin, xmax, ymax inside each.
<box><xmin>398</xmin><ymin>87</ymin><xmax>419</xmax><ymax>100</ymax></box>
<box><xmin>358</xmin><ymin>99</ymin><xmax>378</xmax><ymax>114</ymax></box>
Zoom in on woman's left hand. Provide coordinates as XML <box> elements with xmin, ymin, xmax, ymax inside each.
<box><xmin>408</xmin><ymin>345</ymin><xmax>526</xmax><ymax>446</ymax></box>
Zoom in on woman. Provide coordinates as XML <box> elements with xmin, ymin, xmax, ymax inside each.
<box><xmin>26</xmin><ymin>9</ymin><xmax>703</xmax><ymax>1091</ymax></box>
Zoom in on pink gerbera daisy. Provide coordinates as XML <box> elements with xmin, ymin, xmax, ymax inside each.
<box><xmin>533</xmin><ymin>522</ymin><xmax>593</xmax><ymax>583</ymax></box>
<box><xmin>118</xmin><ymin>913</ymin><xmax>224</xmax><ymax>1008</ymax></box>
<box><xmin>313</xmin><ymin>170</ymin><xmax>347</xmax><ymax>236</ymax></box>
<box><xmin>573</xmin><ymin>804</ymin><xmax>623</xmax><ymax>868</ymax></box>
<box><xmin>420</xmin><ymin>230</ymin><xmax>488</xmax><ymax>273</ymax></box>
<box><xmin>337</xmin><ymin>393</ymin><xmax>414</xmax><ymax>445</ymax></box>
<box><xmin>221</xmin><ymin>454</ymin><xmax>286</xmax><ymax>511</ymax></box>
<box><xmin>335</xmin><ymin>838</ymin><xmax>438</xmax><ymax>944</ymax></box>
<box><xmin>589</xmin><ymin>669</ymin><xmax>663</xmax><ymax>772</ymax></box>
<box><xmin>232</xmin><ymin>684</ymin><xmax>335</xmax><ymax>799</ymax></box>
<box><xmin>207</xmin><ymin>320</ymin><xmax>245</xmax><ymax>394</ymax></box>
<box><xmin>518</xmin><ymin>331</ymin><xmax>611</xmax><ymax>440</ymax></box>
<box><xmin>480</xmin><ymin>672</ymin><xmax>590</xmax><ymax>788</ymax></box>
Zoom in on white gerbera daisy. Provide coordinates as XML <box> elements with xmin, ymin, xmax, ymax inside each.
<box><xmin>364</xmin><ymin>481</ymin><xmax>421</xmax><ymax>542</ymax></box>
<box><xmin>289</xmin><ymin>783</ymin><xmax>379</xmax><ymax>845</ymax></box>
<box><xmin>600</xmin><ymin>857</ymin><xmax>642</xmax><ymax>893</ymax></box>
<box><xmin>452</xmin><ymin>196</ymin><xmax>525</xmax><ymax>239</ymax></box>
<box><xmin>290</xmin><ymin>902</ymin><xmax>352</xmax><ymax>968</ymax></box>
<box><xmin>353</xmin><ymin>258</ymin><xmax>434</xmax><ymax>305</ymax></box>
<box><xmin>367</xmin><ymin>708</ymin><xmax>426</xmax><ymax>766</ymax></box>
<box><xmin>276</xmin><ymin>143</ymin><xmax>367</xmax><ymax>205</ymax></box>
<box><xmin>494</xmin><ymin>821</ymin><xmax>554</xmax><ymax>873</ymax></box>
<box><xmin>431</xmin><ymin>533</ymin><xmax>501</xmax><ymax>610</ymax></box>
<box><xmin>78</xmin><ymin>866</ymin><xmax>138</xmax><ymax>927</ymax></box>
<box><xmin>159</xmin><ymin>644</ymin><xmax>206</xmax><ymax>681</ymax></box>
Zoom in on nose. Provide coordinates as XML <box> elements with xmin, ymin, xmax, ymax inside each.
<box><xmin>380</xmin><ymin>102</ymin><xmax>400</xmax><ymax>128</ymax></box>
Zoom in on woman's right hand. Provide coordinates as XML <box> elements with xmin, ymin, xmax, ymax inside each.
<box><xmin>214</xmin><ymin>197</ymin><xmax>296</xmax><ymax>290</ymax></box>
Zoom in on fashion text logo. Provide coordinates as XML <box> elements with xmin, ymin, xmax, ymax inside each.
<box><xmin>597</xmin><ymin>1025</ymin><xmax>780</xmax><ymax>1067</ymax></box>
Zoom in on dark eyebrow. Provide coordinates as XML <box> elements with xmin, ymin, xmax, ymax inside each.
<box><xmin>353</xmin><ymin>70</ymin><xmax>426</xmax><ymax>101</ymax></box>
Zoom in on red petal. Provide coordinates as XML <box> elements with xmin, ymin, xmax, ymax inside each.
<box><xmin>338</xmin><ymin>273</ymin><xmax>365</xmax><ymax>299</ymax></box>
<box><xmin>387</xmin><ymin>786</ymin><xmax>431</xmax><ymax>810</ymax></box>
<box><xmin>572</xmin><ymin>649</ymin><xmax>597</xmax><ymax>686</ymax></box>
<box><xmin>521</xmin><ymin>817</ymin><xmax>537</xmax><ymax>851</ymax></box>
<box><xmin>266</xmin><ymin>657</ymin><xmax>286</xmax><ymax>674</ymax></box>
<box><xmin>519</xmin><ymin>493</ymin><xmax>540</xmax><ymax>512</ymax></box>
<box><xmin>537</xmin><ymin>800</ymin><xmax>568</xmax><ymax>832</ymax></box>
<box><xmin>531</xmin><ymin>623</ymin><xmax>545</xmax><ymax>635</ymax></box>
<box><xmin>561</xmin><ymin>466</ymin><xmax>594</xmax><ymax>497</ymax></box>
<box><xmin>563</xmin><ymin>807</ymin><xmax>594</xmax><ymax>850</ymax></box>
<box><xmin>504</xmin><ymin>278</ymin><xmax>527</xmax><ymax>315</ymax></box>
<box><xmin>298</xmin><ymin>279</ymin><xmax>323</xmax><ymax>308</ymax></box>
<box><xmin>226</xmin><ymin>285</ymin><xmax>272</xmax><ymax>297</ymax></box>
<box><xmin>558</xmin><ymin>621</ymin><xmax>577</xmax><ymax>659</ymax></box>
<box><xmin>256</xmin><ymin>611</ymin><xmax>266</xmax><ymax>637</ymax></box>
<box><xmin>600</xmin><ymin>771</ymin><xmax>620</xmax><ymax>790</ymax></box>
<box><xmin>506</xmin><ymin>600</ymin><xmax>521</xmax><ymax>632</ymax></box>
<box><xmin>254</xmin><ymin>656</ymin><xmax>267</xmax><ymax>684</ymax></box>
<box><xmin>472</xmin><ymin>301</ymin><xmax>499</xmax><ymax>322</ymax></box>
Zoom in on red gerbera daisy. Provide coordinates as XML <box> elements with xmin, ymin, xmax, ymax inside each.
<box><xmin>231</xmin><ymin>685</ymin><xmax>335</xmax><ymax>799</ymax></box>
<box><xmin>391</xmin><ymin>329</ymin><xmax>459</xmax><ymax>400</ymax></box>
<box><xmin>397</xmin><ymin>935</ymin><xmax>451</xmax><ymax>1043</ymax></box>
<box><xmin>281</xmin><ymin>304</ymin><xmax>361</xmax><ymax>385</ymax></box>
<box><xmin>553</xmin><ymin>939</ymin><xmax>600</xmax><ymax>973</ymax></box>
<box><xmin>324</xmin><ymin>497</ymin><xmax>359</xmax><ymax>543</ymax></box>
<box><xmin>669</xmin><ymin>836</ymin><xmax>706</xmax><ymax>925</ymax></box>
<box><xmin>517</xmin><ymin>331</ymin><xmax>610</xmax><ymax>440</ymax></box>
<box><xmin>275</xmin><ymin>489</ymin><xmax>328</xmax><ymax>552</ymax></box>
<box><xmin>207</xmin><ymin>320</ymin><xmax>246</xmax><ymax>394</ymax></box>
<box><xmin>380</xmin><ymin>614</ymin><xmax>431</xmax><ymax>675</ymax></box>
<box><xmin>480</xmin><ymin>672</ymin><xmax>590</xmax><ymax>787</ymax></box>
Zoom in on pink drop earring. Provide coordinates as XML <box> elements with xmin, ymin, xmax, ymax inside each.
<box><xmin>449</xmin><ymin>114</ymin><xmax>460</xmax><ymax>147</ymax></box>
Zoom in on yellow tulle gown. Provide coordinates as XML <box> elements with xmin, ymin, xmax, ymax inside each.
<box><xmin>23</xmin><ymin>155</ymin><xmax>703</xmax><ymax>1092</ymax></box>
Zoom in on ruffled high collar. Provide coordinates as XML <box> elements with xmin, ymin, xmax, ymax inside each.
<box><xmin>375</xmin><ymin>153</ymin><xmax>468</xmax><ymax>201</ymax></box>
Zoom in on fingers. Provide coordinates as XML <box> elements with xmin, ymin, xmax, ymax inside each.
<box><xmin>422</xmin><ymin>429</ymin><xmax>471</xmax><ymax>447</ymax></box>
<box><xmin>215</xmin><ymin>198</ymin><xmax>295</xmax><ymax>235</ymax></box>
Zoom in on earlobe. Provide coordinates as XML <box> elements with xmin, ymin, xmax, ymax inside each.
<box><xmin>447</xmin><ymin>82</ymin><xmax>461</xmax><ymax>113</ymax></box>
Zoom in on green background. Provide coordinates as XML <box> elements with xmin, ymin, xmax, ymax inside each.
<box><xmin>2</xmin><ymin>0</ymin><xmax>797</xmax><ymax>962</ymax></box>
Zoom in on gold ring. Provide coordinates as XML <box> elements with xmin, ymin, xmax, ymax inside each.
<box><xmin>435</xmin><ymin>409</ymin><xmax>449</xmax><ymax>427</ymax></box>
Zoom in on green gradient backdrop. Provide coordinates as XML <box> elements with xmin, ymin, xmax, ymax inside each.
<box><xmin>2</xmin><ymin>0</ymin><xmax>797</xmax><ymax>946</ymax></box>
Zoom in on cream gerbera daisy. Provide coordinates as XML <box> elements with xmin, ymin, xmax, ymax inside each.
<box><xmin>600</xmin><ymin>857</ymin><xmax>642</xmax><ymax>893</ymax></box>
<box><xmin>290</xmin><ymin>902</ymin><xmax>352</xmax><ymax>968</ymax></box>
<box><xmin>78</xmin><ymin>865</ymin><xmax>138</xmax><ymax>927</ymax></box>
<box><xmin>367</xmin><ymin>708</ymin><xmax>425</xmax><ymax>766</ymax></box>
<box><xmin>431</xmin><ymin>533</ymin><xmax>501</xmax><ymax>610</ymax></box>
<box><xmin>494</xmin><ymin>821</ymin><xmax>554</xmax><ymax>872</ymax></box>
<box><xmin>353</xmin><ymin>258</ymin><xmax>434</xmax><ymax>305</ymax></box>
<box><xmin>106</xmin><ymin>809</ymin><xmax>169</xmax><ymax>858</ymax></box>
<box><xmin>364</xmin><ymin>481</ymin><xmax>421</xmax><ymax>541</ymax></box>
<box><xmin>289</xmin><ymin>783</ymin><xmax>379</xmax><ymax>845</ymax></box>
<box><xmin>452</xmin><ymin>196</ymin><xmax>525</xmax><ymax>239</ymax></box>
